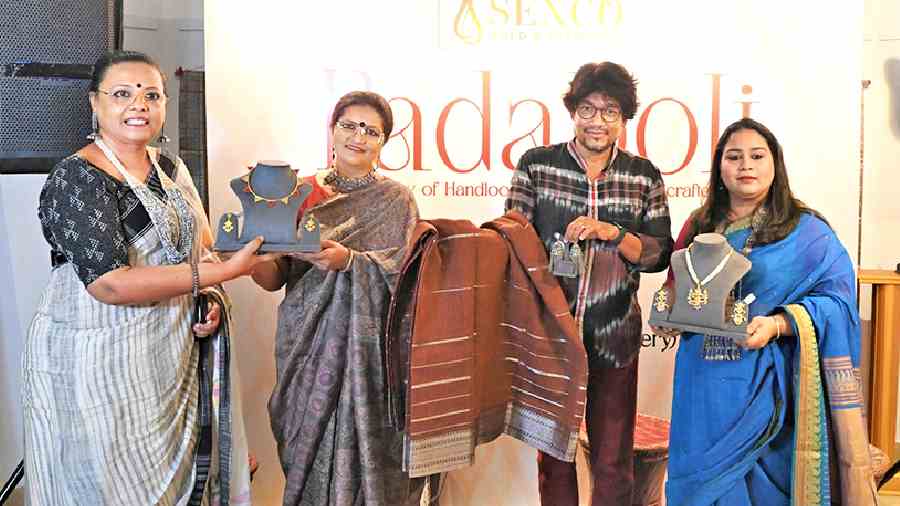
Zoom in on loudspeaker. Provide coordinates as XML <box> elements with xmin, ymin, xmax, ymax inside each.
<box><xmin>0</xmin><ymin>0</ymin><xmax>123</xmax><ymax>174</ymax></box>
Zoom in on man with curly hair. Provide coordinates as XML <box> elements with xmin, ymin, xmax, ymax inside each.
<box><xmin>505</xmin><ymin>61</ymin><xmax>673</xmax><ymax>505</ymax></box>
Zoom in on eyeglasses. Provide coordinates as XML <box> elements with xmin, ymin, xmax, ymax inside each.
<box><xmin>96</xmin><ymin>87</ymin><xmax>166</xmax><ymax>106</ymax></box>
<box><xmin>335</xmin><ymin>119</ymin><xmax>384</xmax><ymax>143</ymax></box>
<box><xmin>576</xmin><ymin>103</ymin><xmax>622</xmax><ymax>122</ymax></box>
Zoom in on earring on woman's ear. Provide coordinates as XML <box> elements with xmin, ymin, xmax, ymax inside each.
<box><xmin>158</xmin><ymin>123</ymin><xmax>170</xmax><ymax>143</ymax></box>
<box><xmin>86</xmin><ymin>112</ymin><xmax>99</xmax><ymax>140</ymax></box>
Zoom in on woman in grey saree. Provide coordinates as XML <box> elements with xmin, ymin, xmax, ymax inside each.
<box><xmin>252</xmin><ymin>92</ymin><xmax>422</xmax><ymax>505</ymax></box>
<box><xmin>23</xmin><ymin>51</ymin><xmax>271</xmax><ymax>505</ymax></box>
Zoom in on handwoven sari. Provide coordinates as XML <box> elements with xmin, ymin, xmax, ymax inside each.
<box><xmin>666</xmin><ymin>213</ymin><xmax>878</xmax><ymax>505</ymax></box>
<box><xmin>383</xmin><ymin>212</ymin><xmax>588</xmax><ymax>478</ymax></box>
<box><xmin>269</xmin><ymin>177</ymin><xmax>423</xmax><ymax>506</ymax></box>
<box><xmin>23</xmin><ymin>150</ymin><xmax>251</xmax><ymax>505</ymax></box>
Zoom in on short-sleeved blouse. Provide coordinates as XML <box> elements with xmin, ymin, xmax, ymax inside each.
<box><xmin>37</xmin><ymin>154</ymin><xmax>178</xmax><ymax>286</ymax></box>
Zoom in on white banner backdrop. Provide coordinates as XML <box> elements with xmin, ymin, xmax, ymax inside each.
<box><xmin>205</xmin><ymin>2</ymin><xmax>861</xmax><ymax>504</ymax></box>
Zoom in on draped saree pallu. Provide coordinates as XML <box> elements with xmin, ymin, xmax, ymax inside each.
<box><xmin>384</xmin><ymin>211</ymin><xmax>588</xmax><ymax>478</ymax></box>
<box><xmin>22</xmin><ymin>151</ymin><xmax>250</xmax><ymax>505</ymax></box>
<box><xmin>268</xmin><ymin>178</ymin><xmax>422</xmax><ymax>506</ymax></box>
<box><xmin>665</xmin><ymin>214</ymin><xmax>878</xmax><ymax>506</ymax></box>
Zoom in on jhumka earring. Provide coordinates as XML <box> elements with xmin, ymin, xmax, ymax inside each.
<box><xmin>86</xmin><ymin>112</ymin><xmax>99</xmax><ymax>140</ymax></box>
<box><xmin>654</xmin><ymin>287</ymin><xmax>670</xmax><ymax>312</ymax></box>
<box><xmin>731</xmin><ymin>293</ymin><xmax>756</xmax><ymax>326</ymax></box>
<box><xmin>158</xmin><ymin>124</ymin><xmax>170</xmax><ymax>143</ymax></box>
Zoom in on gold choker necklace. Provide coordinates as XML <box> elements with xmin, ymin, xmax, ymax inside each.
<box><xmin>240</xmin><ymin>166</ymin><xmax>301</xmax><ymax>207</ymax></box>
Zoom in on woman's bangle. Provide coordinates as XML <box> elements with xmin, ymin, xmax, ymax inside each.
<box><xmin>340</xmin><ymin>248</ymin><xmax>355</xmax><ymax>272</ymax></box>
<box><xmin>769</xmin><ymin>315</ymin><xmax>781</xmax><ymax>340</ymax></box>
<box><xmin>190</xmin><ymin>258</ymin><xmax>200</xmax><ymax>298</ymax></box>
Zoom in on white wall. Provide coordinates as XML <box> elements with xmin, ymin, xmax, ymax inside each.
<box><xmin>123</xmin><ymin>0</ymin><xmax>205</xmax><ymax>157</ymax></box>
<box><xmin>863</xmin><ymin>0</ymin><xmax>900</xmax><ymax>270</ymax></box>
<box><xmin>862</xmin><ymin>0</ymin><xmax>900</xmax><ymax>444</ymax></box>
<box><xmin>0</xmin><ymin>176</ymin><xmax>51</xmax><ymax>500</ymax></box>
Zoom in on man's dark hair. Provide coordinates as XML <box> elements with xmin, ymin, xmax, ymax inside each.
<box><xmin>562</xmin><ymin>62</ymin><xmax>639</xmax><ymax>120</ymax></box>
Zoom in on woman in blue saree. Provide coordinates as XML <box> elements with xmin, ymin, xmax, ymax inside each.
<box><xmin>658</xmin><ymin>118</ymin><xmax>878</xmax><ymax>505</ymax></box>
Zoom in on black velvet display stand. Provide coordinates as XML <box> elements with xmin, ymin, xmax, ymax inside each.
<box><xmin>649</xmin><ymin>233</ymin><xmax>752</xmax><ymax>340</ymax></box>
<box><xmin>214</xmin><ymin>160</ymin><xmax>320</xmax><ymax>253</ymax></box>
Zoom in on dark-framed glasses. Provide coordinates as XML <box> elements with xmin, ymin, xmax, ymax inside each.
<box><xmin>576</xmin><ymin>103</ymin><xmax>621</xmax><ymax>122</ymax></box>
<box><xmin>336</xmin><ymin>119</ymin><xmax>384</xmax><ymax>143</ymax></box>
<box><xmin>96</xmin><ymin>87</ymin><xmax>166</xmax><ymax>106</ymax></box>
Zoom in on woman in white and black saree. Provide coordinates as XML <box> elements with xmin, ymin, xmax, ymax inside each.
<box><xmin>23</xmin><ymin>50</ymin><xmax>272</xmax><ymax>505</ymax></box>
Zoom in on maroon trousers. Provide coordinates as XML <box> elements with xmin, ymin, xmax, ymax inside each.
<box><xmin>537</xmin><ymin>357</ymin><xmax>639</xmax><ymax>506</ymax></box>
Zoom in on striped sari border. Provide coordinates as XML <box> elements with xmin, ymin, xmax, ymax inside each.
<box><xmin>785</xmin><ymin>304</ymin><xmax>830</xmax><ymax>506</ymax></box>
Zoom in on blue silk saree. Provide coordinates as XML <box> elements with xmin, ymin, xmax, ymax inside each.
<box><xmin>666</xmin><ymin>213</ymin><xmax>878</xmax><ymax>506</ymax></box>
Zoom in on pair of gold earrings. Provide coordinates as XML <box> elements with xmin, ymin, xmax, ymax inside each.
<box><xmin>652</xmin><ymin>287</ymin><xmax>753</xmax><ymax>326</ymax></box>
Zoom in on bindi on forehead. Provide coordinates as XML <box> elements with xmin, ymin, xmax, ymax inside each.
<box><xmin>341</xmin><ymin>117</ymin><xmax>382</xmax><ymax>129</ymax></box>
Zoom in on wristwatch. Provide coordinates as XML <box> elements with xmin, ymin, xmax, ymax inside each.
<box><xmin>610</xmin><ymin>222</ymin><xmax>627</xmax><ymax>246</ymax></box>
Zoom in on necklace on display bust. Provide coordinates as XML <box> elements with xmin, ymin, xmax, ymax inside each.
<box><xmin>684</xmin><ymin>245</ymin><xmax>734</xmax><ymax>310</ymax></box>
<box><xmin>241</xmin><ymin>165</ymin><xmax>301</xmax><ymax>207</ymax></box>
<box><xmin>324</xmin><ymin>167</ymin><xmax>378</xmax><ymax>193</ymax></box>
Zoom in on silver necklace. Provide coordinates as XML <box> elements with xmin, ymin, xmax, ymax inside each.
<box><xmin>324</xmin><ymin>167</ymin><xmax>378</xmax><ymax>193</ymax></box>
<box><xmin>95</xmin><ymin>138</ymin><xmax>194</xmax><ymax>264</ymax></box>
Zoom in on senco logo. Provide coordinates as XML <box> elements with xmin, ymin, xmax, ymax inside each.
<box><xmin>439</xmin><ymin>0</ymin><xmax>623</xmax><ymax>47</ymax></box>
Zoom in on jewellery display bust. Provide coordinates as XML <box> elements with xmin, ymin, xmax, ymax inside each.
<box><xmin>649</xmin><ymin>233</ymin><xmax>752</xmax><ymax>339</ymax></box>
<box><xmin>214</xmin><ymin>160</ymin><xmax>320</xmax><ymax>253</ymax></box>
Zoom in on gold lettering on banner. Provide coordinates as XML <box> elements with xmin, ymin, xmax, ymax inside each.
<box><xmin>454</xmin><ymin>0</ymin><xmax>483</xmax><ymax>45</ymax></box>
<box><xmin>541</xmin><ymin>0</ymin><xmax>564</xmax><ymax>26</ymax></box>
<box><xmin>445</xmin><ymin>0</ymin><xmax>624</xmax><ymax>46</ymax></box>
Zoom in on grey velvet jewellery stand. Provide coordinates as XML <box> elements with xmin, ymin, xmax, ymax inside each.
<box><xmin>648</xmin><ymin>233</ymin><xmax>752</xmax><ymax>340</ymax></box>
<box><xmin>214</xmin><ymin>160</ymin><xmax>321</xmax><ymax>253</ymax></box>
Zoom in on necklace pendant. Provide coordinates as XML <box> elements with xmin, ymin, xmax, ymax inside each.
<box><xmin>687</xmin><ymin>284</ymin><xmax>708</xmax><ymax>310</ymax></box>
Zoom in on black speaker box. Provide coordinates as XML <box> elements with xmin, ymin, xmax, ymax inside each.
<box><xmin>0</xmin><ymin>0</ymin><xmax>123</xmax><ymax>174</ymax></box>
